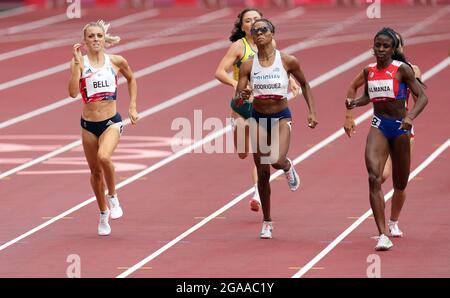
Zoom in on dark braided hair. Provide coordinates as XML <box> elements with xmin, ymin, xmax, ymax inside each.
<box><xmin>375</xmin><ymin>27</ymin><xmax>426</xmax><ymax>88</ymax></box>
<box><xmin>229</xmin><ymin>8</ymin><xmax>262</xmax><ymax>42</ymax></box>
<box><xmin>251</xmin><ymin>18</ymin><xmax>276</xmax><ymax>35</ymax></box>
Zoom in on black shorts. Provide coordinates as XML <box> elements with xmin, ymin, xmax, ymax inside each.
<box><xmin>81</xmin><ymin>113</ymin><xmax>123</xmax><ymax>138</ymax></box>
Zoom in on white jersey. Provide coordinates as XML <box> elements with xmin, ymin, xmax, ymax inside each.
<box><xmin>80</xmin><ymin>53</ymin><xmax>117</xmax><ymax>104</ymax></box>
<box><xmin>250</xmin><ymin>50</ymin><xmax>289</xmax><ymax>100</ymax></box>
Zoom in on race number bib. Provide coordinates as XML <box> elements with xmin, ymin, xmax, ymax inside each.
<box><xmin>368</xmin><ymin>79</ymin><xmax>395</xmax><ymax>100</ymax></box>
<box><xmin>371</xmin><ymin>115</ymin><xmax>381</xmax><ymax>128</ymax></box>
<box><xmin>85</xmin><ymin>74</ymin><xmax>116</xmax><ymax>97</ymax></box>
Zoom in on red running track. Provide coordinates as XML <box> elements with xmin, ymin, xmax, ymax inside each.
<box><xmin>0</xmin><ymin>5</ymin><xmax>449</xmax><ymax>277</ymax></box>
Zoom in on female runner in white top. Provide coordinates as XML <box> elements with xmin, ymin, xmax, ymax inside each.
<box><xmin>234</xmin><ymin>19</ymin><xmax>318</xmax><ymax>239</ymax></box>
<box><xmin>68</xmin><ymin>20</ymin><xmax>139</xmax><ymax>236</ymax></box>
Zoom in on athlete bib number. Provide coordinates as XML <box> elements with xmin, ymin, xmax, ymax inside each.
<box><xmin>371</xmin><ymin>115</ymin><xmax>381</xmax><ymax>128</ymax></box>
<box><xmin>85</xmin><ymin>75</ymin><xmax>116</xmax><ymax>97</ymax></box>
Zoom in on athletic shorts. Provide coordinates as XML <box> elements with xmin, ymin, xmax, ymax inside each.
<box><xmin>371</xmin><ymin>114</ymin><xmax>409</xmax><ymax>142</ymax></box>
<box><xmin>81</xmin><ymin>113</ymin><xmax>123</xmax><ymax>138</ymax></box>
<box><xmin>251</xmin><ymin>107</ymin><xmax>292</xmax><ymax>135</ymax></box>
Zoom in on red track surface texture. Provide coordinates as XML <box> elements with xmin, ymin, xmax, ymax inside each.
<box><xmin>0</xmin><ymin>5</ymin><xmax>449</xmax><ymax>278</ymax></box>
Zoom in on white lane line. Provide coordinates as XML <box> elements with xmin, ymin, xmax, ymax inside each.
<box><xmin>0</xmin><ymin>6</ymin><xmax>304</xmax><ymax>89</ymax></box>
<box><xmin>0</xmin><ymin>13</ymin><xmax>70</xmax><ymax>35</ymax></box>
<box><xmin>1</xmin><ymin>9</ymin><xmax>446</xmax><ymax>177</ymax></box>
<box><xmin>282</xmin><ymin>11</ymin><xmax>367</xmax><ymax>54</ymax></box>
<box><xmin>402</xmin><ymin>5</ymin><xmax>450</xmax><ymax>37</ymax></box>
<box><xmin>292</xmin><ymin>139</ymin><xmax>450</xmax><ymax>278</ymax></box>
<box><xmin>0</xmin><ymin>11</ymin><xmax>367</xmax><ymax>252</ymax></box>
<box><xmin>0</xmin><ymin>5</ymin><xmax>36</xmax><ymax>19</ymax></box>
<box><xmin>422</xmin><ymin>56</ymin><xmax>450</xmax><ymax>81</ymax></box>
<box><xmin>291</xmin><ymin>56</ymin><xmax>450</xmax><ymax>278</ymax></box>
<box><xmin>0</xmin><ymin>10</ymin><xmax>364</xmax><ymax>178</ymax></box>
<box><xmin>2</xmin><ymin>10</ymin><xmax>444</xmax><ymax>261</ymax></box>
<box><xmin>117</xmin><ymin>55</ymin><xmax>450</xmax><ymax>278</ymax></box>
<box><xmin>0</xmin><ymin>7</ymin><xmax>306</xmax><ymax>129</ymax></box>
<box><xmin>109</xmin><ymin>9</ymin><xmax>160</xmax><ymax>27</ymax></box>
<box><xmin>109</xmin><ymin>31</ymin><xmax>450</xmax><ymax>61</ymax></box>
<box><xmin>0</xmin><ymin>31</ymin><xmax>406</xmax><ymax>97</ymax></box>
<box><xmin>0</xmin><ymin>19</ymin><xmax>232</xmax><ymax>131</ymax></box>
<box><xmin>0</xmin><ymin>6</ymin><xmax>303</xmax><ymax>62</ymax></box>
<box><xmin>0</xmin><ymin>8</ymin><xmax>230</xmax><ymax>92</ymax></box>
<box><xmin>0</xmin><ymin>79</ymin><xmax>220</xmax><ymax>181</ymax></box>
<box><xmin>279</xmin><ymin>7</ymin><xmax>305</xmax><ymax>19</ymax></box>
<box><xmin>3</xmin><ymin>7</ymin><xmax>441</xmax><ymax>178</ymax></box>
<box><xmin>0</xmin><ymin>9</ymin><xmax>161</xmax><ymax>62</ymax></box>
<box><xmin>0</xmin><ymin>38</ymin><xmax>73</xmax><ymax>62</ymax></box>
<box><xmin>1</xmin><ymin>4</ymin><xmax>446</xmax><ymax>127</ymax></box>
<box><xmin>0</xmin><ymin>139</ymin><xmax>81</xmax><ymax>181</ymax></box>
<box><xmin>0</xmin><ymin>32</ymin><xmax>222</xmax><ymax>63</ymax></box>
<box><xmin>0</xmin><ymin>40</ymin><xmax>227</xmax><ymax>131</ymax></box>
<box><xmin>0</xmin><ymin>9</ymin><xmax>159</xmax><ymax>61</ymax></box>
<box><xmin>0</xmin><ymin>123</ymin><xmax>231</xmax><ymax>253</ymax></box>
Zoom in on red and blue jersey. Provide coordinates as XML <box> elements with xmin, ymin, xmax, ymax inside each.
<box><xmin>367</xmin><ymin>60</ymin><xmax>409</xmax><ymax>103</ymax></box>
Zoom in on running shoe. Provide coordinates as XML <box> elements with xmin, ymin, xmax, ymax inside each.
<box><xmin>375</xmin><ymin>234</ymin><xmax>393</xmax><ymax>251</ymax></box>
<box><xmin>260</xmin><ymin>221</ymin><xmax>273</xmax><ymax>239</ymax></box>
<box><xmin>284</xmin><ymin>158</ymin><xmax>300</xmax><ymax>191</ymax></box>
<box><xmin>388</xmin><ymin>220</ymin><xmax>403</xmax><ymax>237</ymax></box>
<box><xmin>98</xmin><ymin>210</ymin><xmax>111</xmax><ymax>236</ymax></box>
<box><xmin>107</xmin><ymin>194</ymin><xmax>123</xmax><ymax>220</ymax></box>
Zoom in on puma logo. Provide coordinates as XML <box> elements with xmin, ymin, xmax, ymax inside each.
<box><xmin>386</xmin><ymin>70</ymin><xmax>394</xmax><ymax>78</ymax></box>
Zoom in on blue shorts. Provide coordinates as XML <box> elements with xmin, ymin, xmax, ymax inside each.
<box><xmin>371</xmin><ymin>114</ymin><xmax>408</xmax><ymax>141</ymax></box>
<box><xmin>251</xmin><ymin>107</ymin><xmax>292</xmax><ymax>134</ymax></box>
<box><xmin>81</xmin><ymin>113</ymin><xmax>123</xmax><ymax>138</ymax></box>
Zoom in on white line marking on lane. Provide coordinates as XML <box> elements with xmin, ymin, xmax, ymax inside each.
<box><xmin>0</xmin><ymin>9</ymin><xmax>230</xmax><ymax>92</ymax></box>
<box><xmin>0</xmin><ymin>10</ymin><xmax>365</xmax><ymax>178</ymax></box>
<box><xmin>292</xmin><ymin>139</ymin><xmax>450</xmax><ymax>278</ymax></box>
<box><xmin>0</xmin><ymin>9</ymin><xmax>160</xmax><ymax>62</ymax></box>
<box><xmin>0</xmin><ymin>78</ymin><xmax>221</xmax><ymax>180</ymax></box>
<box><xmin>117</xmin><ymin>56</ymin><xmax>449</xmax><ymax>278</ymax></box>
<box><xmin>0</xmin><ymin>11</ymin><xmax>368</xmax><ymax>253</ymax></box>
<box><xmin>291</xmin><ymin>55</ymin><xmax>450</xmax><ymax>278</ymax></box>
<box><xmin>3</xmin><ymin>12</ymin><xmax>445</xmax><ymax>269</ymax></box>
<box><xmin>0</xmin><ymin>5</ymin><xmax>36</xmax><ymax>19</ymax></box>
<box><xmin>0</xmin><ymin>13</ymin><xmax>70</xmax><ymax>35</ymax></box>
<box><xmin>2</xmin><ymin>6</ymin><xmax>447</xmax><ymax>129</ymax></box>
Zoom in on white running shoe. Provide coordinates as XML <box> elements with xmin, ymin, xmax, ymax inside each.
<box><xmin>284</xmin><ymin>158</ymin><xmax>300</xmax><ymax>192</ymax></box>
<box><xmin>107</xmin><ymin>194</ymin><xmax>123</xmax><ymax>220</ymax></box>
<box><xmin>375</xmin><ymin>234</ymin><xmax>393</xmax><ymax>251</ymax></box>
<box><xmin>98</xmin><ymin>210</ymin><xmax>111</xmax><ymax>236</ymax></box>
<box><xmin>388</xmin><ymin>220</ymin><xmax>403</xmax><ymax>237</ymax></box>
<box><xmin>260</xmin><ymin>221</ymin><xmax>273</xmax><ymax>239</ymax></box>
